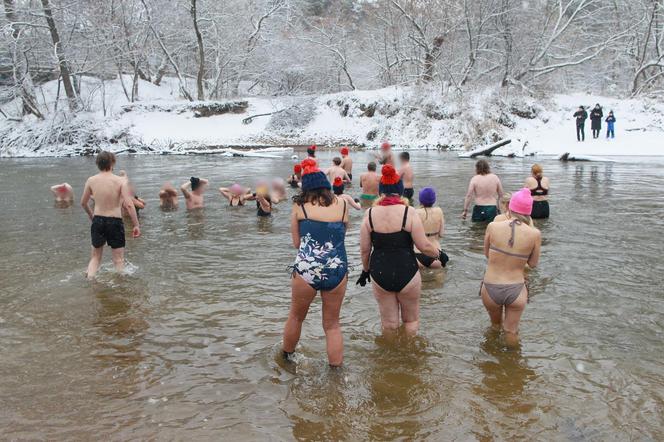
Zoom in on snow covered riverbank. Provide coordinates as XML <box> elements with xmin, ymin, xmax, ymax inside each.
<box><xmin>1</xmin><ymin>77</ymin><xmax>662</xmax><ymax>158</ymax></box>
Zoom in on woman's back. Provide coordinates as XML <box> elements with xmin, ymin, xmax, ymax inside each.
<box><xmin>485</xmin><ymin>220</ymin><xmax>540</xmax><ymax>282</ymax></box>
<box><xmin>525</xmin><ymin>176</ymin><xmax>549</xmax><ymax>200</ymax></box>
<box><xmin>296</xmin><ymin>197</ymin><xmax>347</xmax><ymax>223</ymax></box>
<box><xmin>416</xmin><ymin>207</ymin><xmax>443</xmax><ymax>243</ymax></box>
<box><xmin>368</xmin><ymin>204</ymin><xmax>415</xmax><ymax>234</ymax></box>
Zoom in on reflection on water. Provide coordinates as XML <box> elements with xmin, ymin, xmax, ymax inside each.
<box><xmin>1</xmin><ymin>152</ymin><xmax>664</xmax><ymax>440</ymax></box>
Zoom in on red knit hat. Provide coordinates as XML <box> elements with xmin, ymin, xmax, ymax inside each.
<box><xmin>340</xmin><ymin>146</ymin><xmax>349</xmax><ymax>155</ymax></box>
<box><xmin>294</xmin><ymin>164</ymin><xmax>302</xmax><ymax>173</ymax></box>
<box><xmin>381</xmin><ymin>141</ymin><xmax>391</xmax><ymax>150</ymax></box>
<box><xmin>379</xmin><ymin>164</ymin><xmax>404</xmax><ymax>195</ymax></box>
<box><xmin>333</xmin><ymin>177</ymin><xmax>343</xmax><ymax>186</ymax></box>
<box><xmin>300</xmin><ymin>158</ymin><xmax>317</xmax><ymax>174</ymax></box>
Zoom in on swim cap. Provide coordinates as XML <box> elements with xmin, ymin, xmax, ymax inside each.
<box><xmin>419</xmin><ymin>187</ymin><xmax>436</xmax><ymax>207</ymax></box>
<box><xmin>340</xmin><ymin>146</ymin><xmax>349</xmax><ymax>155</ymax></box>
<box><xmin>509</xmin><ymin>188</ymin><xmax>533</xmax><ymax>216</ymax></box>
<box><xmin>378</xmin><ymin>164</ymin><xmax>404</xmax><ymax>196</ymax></box>
<box><xmin>294</xmin><ymin>164</ymin><xmax>302</xmax><ymax>174</ymax></box>
<box><xmin>301</xmin><ymin>164</ymin><xmax>331</xmax><ymax>192</ymax></box>
<box><xmin>332</xmin><ymin>177</ymin><xmax>344</xmax><ymax>195</ymax></box>
<box><xmin>230</xmin><ymin>183</ymin><xmax>243</xmax><ymax>194</ymax></box>
<box><xmin>381</xmin><ymin>141</ymin><xmax>391</xmax><ymax>150</ymax></box>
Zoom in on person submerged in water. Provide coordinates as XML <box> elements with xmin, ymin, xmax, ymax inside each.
<box><xmin>525</xmin><ymin>164</ymin><xmax>550</xmax><ymax>219</ymax></box>
<box><xmin>50</xmin><ymin>183</ymin><xmax>74</xmax><ymax>207</ymax></box>
<box><xmin>245</xmin><ymin>181</ymin><xmax>272</xmax><ymax>217</ymax></box>
<box><xmin>219</xmin><ymin>184</ymin><xmax>252</xmax><ymax>207</ymax></box>
<box><xmin>357</xmin><ymin>165</ymin><xmax>440</xmax><ymax>338</ymax></box>
<box><xmin>271</xmin><ymin>178</ymin><xmax>288</xmax><ymax>204</ymax></box>
<box><xmin>415</xmin><ymin>187</ymin><xmax>448</xmax><ymax>269</ymax></box>
<box><xmin>359</xmin><ymin>161</ymin><xmax>380</xmax><ymax>207</ymax></box>
<box><xmin>326</xmin><ymin>157</ymin><xmax>351</xmax><ymax>185</ymax></box>
<box><xmin>80</xmin><ymin>151</ymin><xmax>140</xmax><ymax>279</ymax></box>
<box><xmin>494</xmin><ymin>192</ymin><xmax>534</xmax><ymax>226</ymax></box>
<box><xmin>340</xmin><ymin>146</ymin><xmax>353</xmax><ymax>181</ymax></box>
<box><xmin>399</xmin><ymin>151</ymin><xmax>414</xmax><ymax>203</ymax></box>
<box><xmin>118</xmin><ymin>170</ymin><xmax>146</xmax><ymax>216</ymax></box>
<box><xmin>181</xmin><ymin>177</ymin><xmax>208</xmax><ymax>210</ymax></box>
<box><xmin>376</xmin><ymin>141</ymin><xmax>394</xmax><ymax>166</ymax></box>
<box><xmin>332</xmin><ymin>177</ymin><xmax>361</xmax><ymax>210</ymax></box>
<box><xmin>481</xmin><ymin>188</ymin><xmax>541</xmax><ymax>346</ymax></box>
<box><xmin>287</xmin><ymin>164</ymin><xmax>302</xmax><ymax>188</ymax></box>
<box><xmin>283</xmin><ymin>162</ymin><xmax>350</xmax><ymax>367</ymax></box>
<box><xmin>158</xmin><ymin>182</ymin><xmax>179</xmax><ymax>210</ymax></box>
<box><xmin>305</xmin><ymin>145</ymin><xmax>319</xmax><ymax>167</ymax></box>
<box><xmin>462</xmin><ymin>159</ymin><xmax>503</xmax><ymax>222</ymax></box>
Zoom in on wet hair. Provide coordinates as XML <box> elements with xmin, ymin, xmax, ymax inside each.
<box><xmin>333</xmin><ymin>157</ymin><xmax>342</xmax><ymax>166</ymax></box>
<box><xmin>367</xmin><ymin>162</ymin><xmax>377</xmax><ymax>171</ymax></box>
<box><xmin>508</xmin><ymin>210</ymin><xmax>532</xmax><ymax>226</ymax></box>
<box><xmin>531</xmin><ymin>164</ymin><xmax>543</xmax><ymax>179</ymax></box>
<box><xmin>399</xmin><ymin>151</ymin><xmax>410</xmax><ymax>161</ymax></box>
<box><xmin>292</xmin><ymin>188</ymin><xmax>335</xmax><ymax>207</ymax></box>
<box><xmin>333</xmin><ymin>186</ymin><xmax>343</xmax><ymax>195</ymax></box>
<box><xmin>96</xmin><ymin>151</ymin><xmax>116</xmax><ymax>171</ymax></box>
<box><xmin>475</xmin><ymin>159</ymin><xmax>490</xmax><ymax>175</ymax></box>
<box><xmin>499</xmin><ymin>192</ymin><xmax>512</xmax><ymax>213</ymax></box>
<box><xmin>191</xmin><ymin>176</ymin><xmax>201</xmax><ymax>191</ymax></box>
<box><xmin>307</xmin><ymin>148</ymin><xmax>316</xmax><ymax>157</ymax></box>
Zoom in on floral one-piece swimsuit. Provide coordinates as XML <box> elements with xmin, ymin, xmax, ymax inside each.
<box><xmin>292</xmin><ymin>201</ymin><xmax>348</xmax><ymax>291</ymax></box>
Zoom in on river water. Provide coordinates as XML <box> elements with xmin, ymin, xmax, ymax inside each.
<box><xmin>1</xmin><ymin>151</ymin><xmax>663</xmax><ymax>440</ymax></box>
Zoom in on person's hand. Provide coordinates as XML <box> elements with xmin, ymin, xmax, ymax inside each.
<box><xmin>461</xmin><ymin>210</ymin><xmax>467</xmax><ymax>220</ymax></box>
<box><xmin>132</xmin><ymin>226</ymin><xmax>141</xmax><ymax>238</ymax></box>
<box><xmin>356</xmin><ymin>270</ymin><xmax>371</xmax><ymax>287</ymax></box>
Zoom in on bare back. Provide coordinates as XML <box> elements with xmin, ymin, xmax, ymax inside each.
<box><xmin>400</xmin><ymin>163</ymin><xmax>414</xmax><ymax>188</ymax></box>
<box><xmin>327</xmin><ymin>166</ymin><xmax>349</xmax><ymax>183</ymax></box>
<box><xmin>484</xmin><ymin>220</ymin><xmax>541</xmax><ymax>283</ymax></box>
<box><xmin>85</xmin><ymin>173</ymin><xmax>126</xmax><ymax>218</ymax></box>
<box><xmin>416</xmin><ymin>207</ymin><xmax>444</xmax><ymax>245</ymax></box>
<box><xmin>468</xmin><ymin>173</ymin><xmax>503</xmax><ymax>206</ymax></box>
<box><xmin>525</xmin><ymin>176</ymin><xmax>550</xmax><ymax>201</ymax></box>
<box><xmin>341</xmin><ymin>156</ymin><xmax>353</xmax><ymax>174</ymax></box>
<box><xmin>360</xmin><ymin>172</ymin><xmax>380</xmax><ymax>195</ymax></box>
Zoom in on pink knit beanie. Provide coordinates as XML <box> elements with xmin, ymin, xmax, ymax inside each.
<box><xmin>509</xmin><ymin>188</ymin><xmax>534</xmax><ymax>216</ymax></box>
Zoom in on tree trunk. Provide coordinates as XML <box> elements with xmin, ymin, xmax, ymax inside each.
<box><xmin>191</xmin><ymin>0</ymin><xmax>205</xmax><ymax>100</ymax></box>
<box><xmin>40</xmin><ymin>0</ymin><xmax>77</xmax><ymax>110</ymax></box>
<box><xmin>423</xmin><ymin>36</ymin><xmax>444</xmax><ymax>82</ymax></box>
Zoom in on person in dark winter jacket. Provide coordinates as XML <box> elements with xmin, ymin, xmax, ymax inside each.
<box><xmin>605</xmin><ymin>111</ymin><xmax>616</xmax><ymax>139</ymax></box>
<box><xmin>573</xmin><ymin>106</ymin><xmax>588</xmax><ymax>141</ymax></box>
<box><xmin>590</xmin><ymin>104</ymin><xmax>603</xmax><ymax>139</ymax></box>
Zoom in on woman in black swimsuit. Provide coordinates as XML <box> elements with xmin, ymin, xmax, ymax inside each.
<box><xmin>524</xmin><ymin>164</ymin><xmax>550</xmax><ymax>219</ymax></box>
<box><xmin>357</xmin><ymin>165</ymin><xmax>440</xmax><ymax>337</ymax></box>
<box><xmin>219</xmin><ymin>184</ymin><xmax>251</xmax><ymax>207</ymax></box>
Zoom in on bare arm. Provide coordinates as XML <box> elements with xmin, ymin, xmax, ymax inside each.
<box><xmin>342</xmin><ymin>171</ymin><xmax>351</xmax><ymax>183</ymax></box>
<box><xmin>218</xmin><ymin>187</ymin><xmax>231</xmax><ymax>200</ymax></box>
<box><xmin>484</xmin><ymin>224</ymin><xmax>492</xmax><ymax>258</ymax></box>
<box><xmin>121</xmin><ymin>181</ymin><xmax>140</xmax><ymax>230</ymax></box>
<box><xmin>291</xmin><ymin>204</ymin><xmax>301</xmax><ymax>249</ymax></box>
<box><xmin>410</xmin><ymin>209</ymin><xmax>439</xmax><ymax>257</ymax></box>
<box><xmin>439</xmin><ymin>209</ymin><xmax>445</xmax><ymax>237</ymax></box>
<box><xmin>360</xmin><ymin>214</ymin><xmax>372</xmax><ymax>271</ymax></box>
<box><xmin>343</xmin><ymin>194</ymin><xmax>361</xmax><ymax>210</ymax></box>
<box><xmin>180</xmin><ymin>181</ymin><xmax>192</xmax><ymax>199</ymax></box>
<box><xmin>496</xmin><ymin>177</ymin><xmax>504</xmax><ymax>205</ymax></box>
<box><xmin>50</xmin><ymin>185</ymin><xmax>58</xmax><ymax>195</ymax></box>
<box><xmin>462</xmin><ymin>179</ymin><xmax>475</xmax><ymax>217</ymax></box>
<box><xmin>527</xmin><ymin>230</ymin><xmax>542</xmax><ymax>268</ymax></box>
<box><xmin>80</xmin><ymin>179</ymin><xmax>94</xmax><ymax>220</ymax></box>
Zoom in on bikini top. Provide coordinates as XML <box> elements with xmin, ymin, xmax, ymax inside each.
<box><xmin>530</xmin><ymin>177</ymin><xmax>548</xmax><ymax>196</ymax></box>
<box><xmin>230</xmin><ymin>196</ymin><xmax>244</xmax><ymax>207</ymax></box>
<box><xmin>369</xmin><ymin>206</ymin><xmax>414</xmax><ymax>250</ymax></box>
<box><xmin>489</xmin><ymin>220</ymin><xmax>531</xmax><ymax>260</ymax></box>
<box><xmin>421</xmin><ymin>208</ymin><xmax>441</xmax><ymax>237</ymax></box>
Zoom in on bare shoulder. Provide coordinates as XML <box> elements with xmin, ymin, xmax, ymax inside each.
<box><xmin>525</xmin><ymin>176</ymin><xmax>536</xmax><ymax>185</ymax></box>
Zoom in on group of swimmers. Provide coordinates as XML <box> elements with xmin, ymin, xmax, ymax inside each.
<box><xmin>53</xmin><ymin>144</ymin><xmax>551</xmax><ymax>367</ymax></box>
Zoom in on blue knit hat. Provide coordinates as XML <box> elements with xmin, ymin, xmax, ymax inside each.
<box><xmin>419</xmin><ymin>187</ymin><xmax>436</xmax><ymax>206</ymax></box>
<box><xmin>378</xmin><ymin>164</ymin><xmax>404</xmax><ymax>195</ymax></box>
<box><xmin>300</xmin><ymin>159</ymin><xmax>331</xmax><ymax>191</ymax></box>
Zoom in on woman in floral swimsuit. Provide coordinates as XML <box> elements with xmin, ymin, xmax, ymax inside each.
<box><xmin>282</xmin><ymin>159</ymin><xmax>349</xmax><ymax>367</ymax></box>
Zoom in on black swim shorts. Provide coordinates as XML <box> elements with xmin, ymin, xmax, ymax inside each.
<box><xmin>403</xmin><ymin>188</ymin><xmax>414</xmax><ymax>202</ymax></box>
<box><xmin>91</xmin><ymin>215</ymin><xmax>126</xmax><ymax>249</ymax></box>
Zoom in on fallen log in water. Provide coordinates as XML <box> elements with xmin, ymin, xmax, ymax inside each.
<box><xmin>458</xmin><ymin>139</ymin><xmax>512</xmax><ymax>158</ymax></box>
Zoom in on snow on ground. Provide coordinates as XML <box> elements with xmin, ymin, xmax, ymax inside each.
<box><xmin>1</xmin><ymin>76</ymin><xmax>662</xmax><ymax>158</ymax></box>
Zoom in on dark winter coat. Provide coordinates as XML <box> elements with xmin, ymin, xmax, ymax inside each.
<box><xmin>573</xmin><ymin>110</ymin><xmax>588</xmax><ymax>126</ymax></box>
<box><xmin>590</xmin><ymin>107</ymin><xmax>603</xmax><ymax>130</ymax></box>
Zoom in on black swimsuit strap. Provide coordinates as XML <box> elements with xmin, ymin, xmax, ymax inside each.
<box><xmin>300</xmin><ymin>204</ymin><xmax>308</xmax><ymax>219</ymax></box>
<box><xmin>341</xmin><ymin>199</ymin><xmax>347</xmax><ymax>222</ymax></box>
<box><xmin>508</xmin><ymin>219</ymin><xmax>521</xmax><ymax>248</ymax></box>
<box><xmin>401</xmin><ymin>206</ymin><xmax>409</xmax><ymax>230</ymax></box>
<box><xmin>368</xmin><ymin>208</ymin><xmax>374</xmax><ymax>231</ymax></box>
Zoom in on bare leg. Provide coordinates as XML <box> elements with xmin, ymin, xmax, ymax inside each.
<box><xmin>86</xmin><ymin>246</ymin><xmax>103</xmax><ymax>279</ymax></box>
<box><xmin>321</xmin><ymin>276</ymin><xmax>347</xmax><ymax>367</ymax></box>
<box><xmin>371</xmin><ymin>281</ymin><xmax>400</xmax><ymax>338</ymax></box>
<box><xmin>395</xmin><ymin>272</ymin><xmax>422</xmax><ymax>336</ymax></box>
<box><xmin>111</xmin><ymin>247</ymin><xmax>125</xmax><ymax>273</ymax></box>
<box><xmin>480</xmin><ymin>284</ymin><xmax>504</xmax><ymax>331</ymax></box>
<box><xmin>282</xmin><ymin>273</ymin><xmax>316</xmax><ymax>354</ymax></box>
<box><xmin>503</xmin><ymin>287</ymin><xmax>528</xmax><ymax>347</ymax></box>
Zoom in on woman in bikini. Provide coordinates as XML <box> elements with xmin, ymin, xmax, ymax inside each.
<box><xmin>357</xmin><ymin>165</ymin><xmax>440</xmax><ymax>337</ymax></box>
<box><xmin>219</xmin><ymin>184</ymin><xmax>252</xmax><ymax>207</ymax></box>
<box><xmin>524</xmin><ymin>164</ymin><xmax>550</xmax><ymax>219</ymax></box>
<box><xmin>481</xmin><ymin>188</ymin><xmax>541</xmax><ymax>346</ymax></box>
<box><xmin>414</xmin><ymin>187</ymin><xmax>448</xmax><ymax>269</ymax></box>
<box><xmin>282</xmin><ymin>162</ymin><xmax>349</xmax><ymax>367</ymax></box>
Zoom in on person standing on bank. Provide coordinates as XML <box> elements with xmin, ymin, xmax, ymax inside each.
<box><xmin>524</xmin><ymin>164</ymin><xmax>550</xmax><ymax>219</ymax></box>
<box><xmin>573</xmin><ymin>105</ymin><xmax>588</xmax><ymax>141</ymax></box>
<box><xmin>462</xmin><ymin>159</ymin><xmax>504</xmax><ymax>222</ymax></box>
<box><xmin>590</xmin><ymin>103</ymin><xmax>603</xmax><ymax>139</ymax></box>
<box><xmin>357</xmin><ymin>165</ymin><xmax>440</xmax><ymax>337</ymax></box>
<box><xmin>282</xmin><ymin>163</ymin><xmax>349</xmax><ymax>367</ymax></box>
<box><xmin>605</xmin><ymin>111</ymin><xmax>616</xmax><ymax>139</ymax></box>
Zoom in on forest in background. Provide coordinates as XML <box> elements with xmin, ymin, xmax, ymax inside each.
<box><xmin>1</xmin><ymin>0</ymin><xmax>664</xmax><ymax>122</ymax></box>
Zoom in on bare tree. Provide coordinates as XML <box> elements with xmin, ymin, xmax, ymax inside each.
<box><xmin>191</xmin><ymin>0</ymin><xmax>205</xmax><ymax>100</ymax></box>
<box><xmin>40</xmin><ymin>0</ymin><xmax>77</xmax><ymax>109</ymax></box>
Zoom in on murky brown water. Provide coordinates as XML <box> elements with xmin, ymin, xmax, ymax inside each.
<box><xmin>1</xmin><ymin>152</ymin><xmax>663</xmax><ymax>440</ymax></box>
